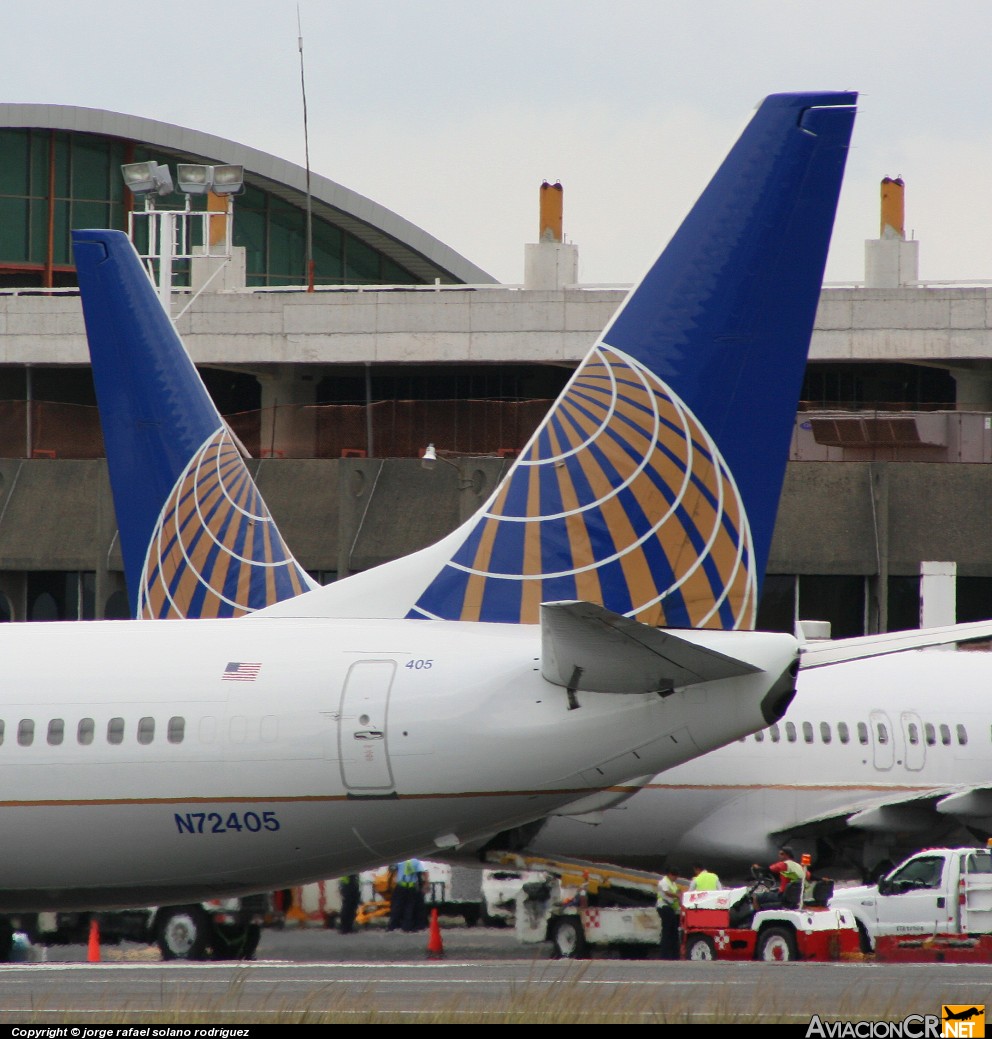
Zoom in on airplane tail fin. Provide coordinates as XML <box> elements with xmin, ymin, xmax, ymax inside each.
<box><xmin>259</xmin><ymin>91</ymin><xmax>856</xmax><ymax>626</ymax></box>
<box><xmin>73</xmin><ymin>230</ymin><xmax>317</xmax><ymax>618</ymax></box>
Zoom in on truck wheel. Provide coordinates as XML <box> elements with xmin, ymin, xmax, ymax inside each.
<box><xmin>757</xmin><ymin>926</ymin><xmax>798</xmax><ymax>962</ymax></box>
<box><xmin>156</xmin><ymin>906</ymin><xmax>209</xmax><ymax>961</ymax></box>
<box><xmin>210</xmin><ymin>922</ymin><xmax>261</xmax><ymax>961</ymax></box>
<box><xmin>461</xmin><ymin>905</ymin><xmax>480</xmax><ymax>928</ymax></box>
<box><xmin>551</xmin><ymin>917</ymin><xmax>587</xmax><ymax>959</ymax></box>
<box><xmin>684</xmin><ymin>934</ymin><xmax>717</xmax><ymax>961</ymax></box>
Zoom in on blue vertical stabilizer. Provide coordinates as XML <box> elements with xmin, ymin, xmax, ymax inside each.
<box><xmin>392</xmin><ymin>91</ymin><xmax>857</xmax><ymax>627</ymax></box>
<box><xmin>78</xmin><ymin>91</ymin><xmax>856</xmax><ymax>628</ymax></box>
<box><xmin>73</xmin><ymin>230</ymin><xmax>316</xmax><ymax>618</ymax></box>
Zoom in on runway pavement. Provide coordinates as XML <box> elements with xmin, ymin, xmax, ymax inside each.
<box><xmin>2</xmin><ymin>924</ymin><xmax>989</xmax><ymax>1025</ymax></box>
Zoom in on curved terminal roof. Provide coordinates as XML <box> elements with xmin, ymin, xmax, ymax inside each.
<box><xmin>0</xmin><ymin>103</ymin><xmax>496</xmax><ymax>285</ymax></box>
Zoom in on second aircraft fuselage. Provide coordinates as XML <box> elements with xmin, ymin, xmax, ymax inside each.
<box><xmin>526</xmin><ymin>649</ymin><xmax>992</xmax><ymax>876</ymax></box>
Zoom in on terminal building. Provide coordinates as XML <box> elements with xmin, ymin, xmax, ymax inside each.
<box><xmin>1</xmin><ymin>104</ymin><xmax>991</xmax><ymax>636</ymax></box>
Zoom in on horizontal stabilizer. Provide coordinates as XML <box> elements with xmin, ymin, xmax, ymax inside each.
<box><xmin>799</xmin><ymin>620</ymin><xmax>992</xmax><ymax>669</ymax></box>
<box><xmin>540</xmin><ymin>601</ymin><xmax>760</xmax><ymax>695</ymax></box>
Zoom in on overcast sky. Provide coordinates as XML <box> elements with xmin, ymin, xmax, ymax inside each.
<box><xmin>6</xmin><ymin>1</ymin><xmax>992</xmax><ymax>285</ymax></box>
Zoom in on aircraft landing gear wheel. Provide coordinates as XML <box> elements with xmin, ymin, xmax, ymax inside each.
<box><xmin>757</xmin><ymin>926</ymin><xmax>798</xmax><ymax>962</ymax></box>
<box><xmin>551</xmin><ymin>917</ymin><xmax>588</xmax><ymax>959</ymax></box>
<box><xmin>685</xmin><ymin>934</ymin><xmax>717</xmax><ymax>961</ymax></box>
<box><xmin>157</xmin><ymin>906</ymin><xmax>209</xmax><ymax>961</ymax></box>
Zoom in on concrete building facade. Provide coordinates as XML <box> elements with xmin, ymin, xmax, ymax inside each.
<box><xmin>1</xmin><ymin>107</ymin><xmax>990</xmax><ymax>636</ymax></box>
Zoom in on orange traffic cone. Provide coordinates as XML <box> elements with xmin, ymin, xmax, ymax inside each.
<box><xmin>426</xmin><ymin>908</ymin><xmax>444</xmax><ymax>958</ymax></box>
<box><xmin>87</xmin><ymin>918</ymin><xmax>100</xmax><ymax>963</ymax></box>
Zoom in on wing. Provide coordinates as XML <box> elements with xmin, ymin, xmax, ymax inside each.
<box><xmin>799</xmin><ymin>621</ymin><xmax>992</xmax><ymax>669</ymax></box>
<box><xmin>774</xmin><ymin>786</ymin><xmax>992</xmax><ymax>848</ymax></box>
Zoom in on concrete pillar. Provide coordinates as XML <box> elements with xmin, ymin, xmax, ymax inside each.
<box><xmin>866</xmin><ymin>464</ymin><xmax>889</xmax><ymax>634</ymax></box>
<box><xmin>950</xmin><ymin>366</ymin><xmax>992</xmax><ymax>410</ymax></box>
<box><xmin>524</xmin><ymin>242</ymin><xmax>579</xmax><ymax>289</ymax></box>
<box><xmin>257</xmin><ymin>366</ymin><xmax>319</xmax><ymax>458</ymax></box>
<box><xmin>864</xmin><ymin>238</ymin><xmax>919</xmax><ymax>288</ymax></box>
<box><xmin>920</xmin><ymin>560</ymin><xmax>956</xmax><ymax>630</ymax></box>
<box><xmin>0</xmin><ymin>572</ymin><xmax>25</xmax><ymax>620</ymax></box>
<box><xmin>190</xmin><ymin>246</ymin><xmax>247</xmax><ymax>292</ymax></box>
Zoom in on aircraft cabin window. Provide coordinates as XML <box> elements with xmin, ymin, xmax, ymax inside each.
<box><xmin>18</xmin><ymin>719</ymin><xmax>34</xmax><ymax>747</ymax></box>
<box><xmin>925</xmin><ymin>723</ymin><xmax>936</xmax><ymax>746</ymax></box>
<box><xmin>957</xmin><ymin>724</ymin><xmax>968</xmax><ymax>746</ymax></box>
<box><xmin>47</xmin><ymin>719</ymin><xmax>64</xmax><ymax>746</ymax></box>
<box><xmin>820</xmin><ymin>722</ymin><xmax>831</xmax><ymax>744</ymax></box>
<box><xmin>77</xmin><ymin>718</ymin><xmax>94</xmax><ymax>746</ymax></box>
<box><xmin>168</xmin><ymin>717</ymin><xmax>185</xmax><ymax>744</ymax></box>
<box><xmin>769</xmin><ymin>724</ymin><xmax>781</xmax><ymax>743</ymax></box>
<box><xmin>907</xmin><ymin>723</ymin><xmax>920</xmax><ymax>745</ymax></box>
<box><xmin>940</xmin><ymin>724</ymin><xmax>951</xmax><ymax>746</ymax></box>
<box><xmin>802</xmin><ymin>722</ymin><xmax>814</xmax><ymax>744</ymax></box>
<box><xmin>857</xmin><ymin>722</ymin><xmax>868</xmax><ymax>745</ymax></box>
<box><xmin>0</xmin><ymin>720</ymin><xmax>4</xmax><ymax>745</ymax></box>
<box><xmin>137</xmin><ymin>717</ymin><xmax>155</xmax><ymax>745</ymax></box>
<box><xmin>754</xmin><ymin>730</ymin><xmax>764</xmax><ymax>742</ymax></box>
<box><xmin>876</xmin><ymin>723</ymin><xmax>888</xmax><ymax>744</ymax></box>
<box><xmin>837</xmin><ymin>722</ymin><xmax>850</xmax><ymax>744</ymax></box>
<box><xmin>107</xmin><ymin>717</ymin><xmax>125</xmax><ymax>746</ymax></box>
<box><xmin>785</xmin><ymin>721</ymin><xmax>797</xmax><ymax>743</ymax></box>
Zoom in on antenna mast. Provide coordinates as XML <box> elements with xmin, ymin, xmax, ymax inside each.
<box><xmin>297</xmin><ymin>6</ymin><xmax>315</xmax><ymax>291</ymax></box>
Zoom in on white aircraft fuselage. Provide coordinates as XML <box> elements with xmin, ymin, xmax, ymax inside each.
<box><xmin>526</xmin><ymin>649</ymin><xmax>992</xmax><ymax>876</ymax></box>
<box><xmin>0</xmin><ymin>617</ymin><xmax>796</xmax><ymax>910</ymax></box>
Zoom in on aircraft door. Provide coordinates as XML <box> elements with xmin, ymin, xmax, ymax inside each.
<box><xmin>338</xmin><ymin>660</ymin><xmax>396</xmax><ymax>793</ymax></box>
<box><xmin>899</xmin><ymin>712</ymin><xmax>925</xmax><ymax>772</ymax></box>
<box><xmin>869</xmin><ymin>710</ymin><xmax>895</xmax><ymax>771</ymax></box>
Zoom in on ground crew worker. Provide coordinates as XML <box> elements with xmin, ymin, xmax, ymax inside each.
<box><xmin>389</xmin><ymin>858</ymin><xmax>427</xmax><ymax>932</ymax></box>
<box><xmin>656</xmin><ymin>866</ymin><xmax>685</xmax><ymax>960</ymax></box>
<box><xmin>752</xmin><ymin>846</ymin><xmax>809</xmax><ymax>910</ymax></box>
<box><xmin>338</xmin><ymin>874</ymin><xmax>360</xmax><ymax>934</ymax></box>
<box><xmin>688</xmin><ymin>863</ymin><xmax>721</xmax><ymax>891</ymax></box>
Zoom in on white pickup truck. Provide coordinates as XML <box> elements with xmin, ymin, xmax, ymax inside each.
<box><xmin>829</xmin><ymin>846</ymin><xmax>992</xmax><ymax>951</ymax></box>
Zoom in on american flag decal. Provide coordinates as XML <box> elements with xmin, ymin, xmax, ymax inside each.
<box><xmin>223</xmin><ymin>662</ymin><xmax>261</xmax><ymax>682</ymax></box>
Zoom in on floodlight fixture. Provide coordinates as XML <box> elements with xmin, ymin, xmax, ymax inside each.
<box><xmin>211</xmin><ymin>164</ymin><xmax>245</xmax><ymax>195</ymax></box>
<box><xmin>421</xmin><ymin>443</ymin><xmax>438</xmax><ymax>470</ymax></box>
<box><xmin>121</xmin><ymin>161</ymin><xmax>173</xmax><ymax>197</ymax></box>
<box><xmin>176</xmin><ymin>163</ymin><xmax>214</xmax><ymax>195</ymax></box>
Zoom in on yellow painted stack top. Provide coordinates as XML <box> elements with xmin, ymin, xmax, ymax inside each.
<box><xmin>539</xmin><ymin>181</ymin><xmax>564</xmax><ymax>243</ymax></box>
<box><xmin>880</xmin><ymin>176</ymin><xmax>905</xmax><ymax>239</ymax></box>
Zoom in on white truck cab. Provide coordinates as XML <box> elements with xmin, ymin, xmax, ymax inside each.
<box><xmin>829</xmin><ymin>847</ymin><xmax>992</xmax><ymax>950</ymax></box>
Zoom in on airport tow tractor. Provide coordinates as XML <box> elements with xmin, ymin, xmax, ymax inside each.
<box><xmin>680</xmin><ymin>866</ymin><xmax>860</xmax><ymax>962</ymax></box>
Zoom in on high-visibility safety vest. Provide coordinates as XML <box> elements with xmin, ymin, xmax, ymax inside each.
<box><xmin>396</xmin><ymin>859</ymin><xmax>423</xmax><ymax>888</ymax></box>
<box><xmin>657</xmin><ymin>875</ymin><xmax>681</xmax><ymax>910</ymax></box>
<box><xmin>693</xmin><ymin>870</ymin><xmax>720</xmax><ymax>891</ymax></box>
<box><xmin>782</xmin><ymin>859</ymin><xmax>806</xmax><ymax>884</ymax></box>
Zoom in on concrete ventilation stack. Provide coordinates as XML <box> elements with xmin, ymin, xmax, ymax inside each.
<box><xmin>524</xmin><ymin>180</ymin><xmax>578</xmax><ymax>289</ymax></box>
<box><xmin>864</xmin><ymin>176</ymin><xmax>919</xmax><ymax>287</ymax></box>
